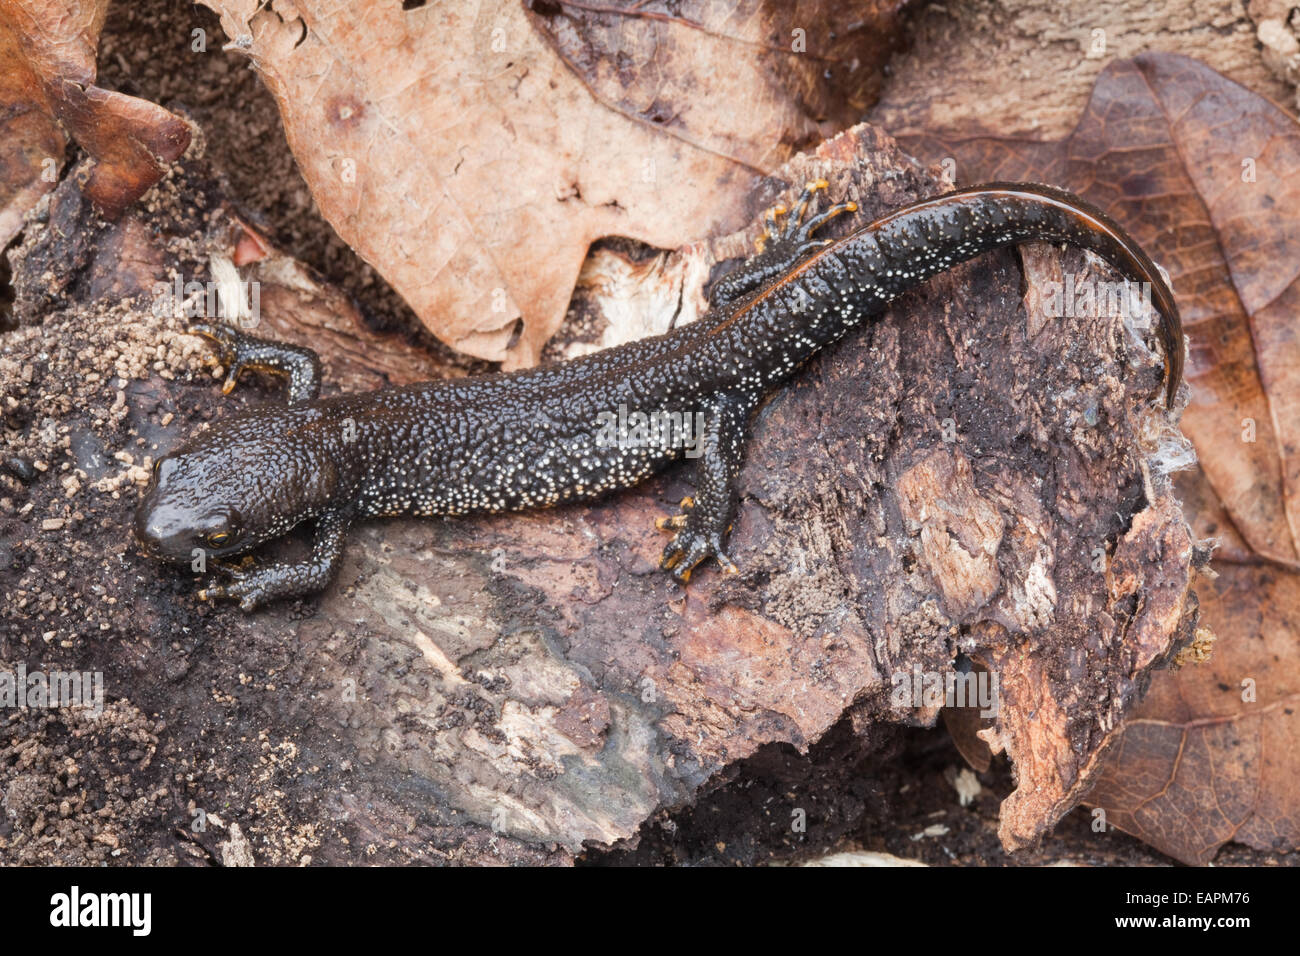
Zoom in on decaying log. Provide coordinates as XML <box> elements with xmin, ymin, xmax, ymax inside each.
<box><xmin>0</xmin><ymin>124</ymin><xmax>1201</xmax><ymax>864</ymax></box>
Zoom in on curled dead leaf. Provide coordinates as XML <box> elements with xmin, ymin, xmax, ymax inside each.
<box><xmin>0</xmin><ymin>0</ymin><xmax>191</xmax><ymax>223</ymax></box>
<box><xmin>197</xmin><ymin>0</ymin><xmax>911</xmax><ymax>367</ymax></box>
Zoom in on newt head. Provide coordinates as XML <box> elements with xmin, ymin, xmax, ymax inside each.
<box><xmin>134</xmin><ymin>407</ymin><xmax>328</xmax><ymax>566</ymax></box>
<box><xmin>135</xmin><ymin>446</ymin><xmax>253</xmax><ymax>566</ymax></box>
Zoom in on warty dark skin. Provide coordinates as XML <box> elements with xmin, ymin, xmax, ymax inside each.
<box><xmin>135</xmin><ymin>182</ymin><xmax>1184</xmax><ymax>610</ymax></box>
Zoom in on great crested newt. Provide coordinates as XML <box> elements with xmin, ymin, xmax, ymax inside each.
<box><xmin>135</xmin><ymin>181</ymin><xmax>1184</xmax><ymax>610</ymax></box>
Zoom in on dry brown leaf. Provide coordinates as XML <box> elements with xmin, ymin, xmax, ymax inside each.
<box><xmin>1086</xmin><ymin>469</ymin><xmax>1300</xmax><ymax>864</ymax></box>
<box><xmin>0</xmin><ymin>6</ymin><xmax>71</xmax><ymax>247</ymax></box>
<box><xmin>531</xmin><ymin>0</ymin><xmax>909</xmax><ymax>146</ymax></box>
<box><xmin>0</xmin><ymin>0</ymin><xmax>191</xmax><ymax>226</ymax></box>
<box><xmin>196</xmin><ymin>0</ymin><xmax>910</xmax><ymax>367</ymax></box>
<box><xmin>899</xmin><ymin>51</ymin><xmax>1300</xmax><ymax>862</ymax></box>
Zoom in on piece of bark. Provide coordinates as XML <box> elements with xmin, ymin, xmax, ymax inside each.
<box><xmin>1086</xmin><ymin>536</ymin><xmax>1300</xmax><ymax>864</ymax></box>
<box><xmin>201</xmin><ymin>217</ymin><xmax>453</xmax><ymax>392</ymax></box>
<box><xmin>869</xmin><ymin>0</ymin><xmax>1291</xmax><ymax>144</ymax></box>
<box><xmin>1083</xmin><ymin>467</ymin><xmax>1300</xmax><ymax>865</ymax></box>
<box><xmin>896</xmin><ymin>51</ymin><xmax>1300</xmax><ymax>863</ymax></box>
<box><xmin>902</xmin><ymin>53</ymin><xmax>1300</xmax><ymax>569</ymax></box>
<box><xmin>1245</xmin><ymin>0</ymin><xmax>1300</xmax><ymax>112</ymax></box>
<box><xmin>0</xmin><ymin>120</ymin><xmax>1197</xmax><ymax>862</ymax></box>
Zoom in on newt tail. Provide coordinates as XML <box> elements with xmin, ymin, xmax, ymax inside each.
<box><xmin>135</xmin><ymin>180</ymin><xmax>1183</xmax><ymax>609</ymax></box>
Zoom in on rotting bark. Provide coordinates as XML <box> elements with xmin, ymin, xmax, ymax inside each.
<box><xmin>0</xmin><ymin>124</ymin><xmax>1200</xmax><ymax>864</ymax></box>
<box><xmin>890</xmin><ymin>49</ymin><xmax>1300</xmax><ymax>864</ymax></box>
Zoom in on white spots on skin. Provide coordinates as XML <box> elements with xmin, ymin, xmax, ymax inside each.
<box><xmin>195</xmin><ymin>188</ymin><xmax>1150</xmax><ymax>592</ymax></box>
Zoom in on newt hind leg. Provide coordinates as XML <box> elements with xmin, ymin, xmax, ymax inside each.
<box><xmin>709</xmin><ymin>180</ymin><xmax>858</xmax><ymax>308</ymax></box>
<box><xmin>655</xmin><ymin>392</ymin><xmax>752</xmax><ymax>584</ymax></box>
<box><xmin>658</xmin><ymin>495</ymin><xmax>740</xmax><ymax>583</ymax></box>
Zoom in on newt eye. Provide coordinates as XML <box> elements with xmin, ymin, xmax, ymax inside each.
<box><xmin>206</xmin><ymin>530</ymin><xmax>233</xmax><ymax>548</ymax></box>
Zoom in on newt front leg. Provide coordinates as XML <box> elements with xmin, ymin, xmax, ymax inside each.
<box><xmin>191</xmin><ymin>321</ymin><xmax>322</xmax><ymax>403</ymax></box>
<box><xmin>199</xmin><ymin>508</ymin><xmax>353</xmax><ymax>611</ymax></box>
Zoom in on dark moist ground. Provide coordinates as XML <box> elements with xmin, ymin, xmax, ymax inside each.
<box><xmin>0</xmin><ymin>0</ymin><xmax>1286</xmax><ymax>867</ymax></box>
<box><xmin>586</xmin><ymin>725</ymin><xmax>1299</xmax><ymax>867</ymax></box>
